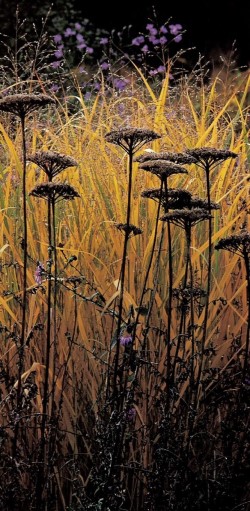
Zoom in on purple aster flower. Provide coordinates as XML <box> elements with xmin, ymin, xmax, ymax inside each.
<box><xmin>54</xmin><ymin>48</ymin><xmax>63</xmax><ymax>59</ymax></box>
<box><xmin>157</xmin><ymin>65</ymin><xmax>166</xmax><ymax>73</ymax></box>
<box><xmin>51</xmin><ymin>61</ymin><xmax>61</xmax><ymax>68</ymax></box>
<box><xmin>114</xmin><ymin>78</ymin><xmax>128</xmax><ymax>91</ymax></box>
<box><xmin>132</xmin><ymin>35</ymin><xmax>145</xmax><ymax>46</ymax></box>
<box><xmin>86</xmin><ymin>46</ymin><xmax>94</xmax><ymax>54</ymax></box>
<box><xmin>125</xmin><ymin>408</ymin><xmax>136</xmax><ymax>421</ymax></box>
<box><xmin>169</xmin><ymin>23</ymin><xmax>182</xmax><ymax>35</ymax></box>
<box><xmin>146</xmin><ymin>23</ymin><xmax>157</xmax><ymax>35</ymax></box>
<box><xmin>160</xmin><ymin>25</ymin><xmax>168</xmax><ymax>34</ymax></box>
<box><xmin>149</xmin><ymin>35</ymin><xmax>160</xmax><ymax>44</ymax></box>
<box><xmin>141</xmin><ymin>44</ymin><xmax>149</xmax><ymax>53</ymax></box>
<box><xmin>76</xmin><ymin>33</ymin><xmax>84</xmax><ymax>42</ymax></box>
<box><xmin>75</xmin><ymin>22</ymin><xmax>82</xmax><ymax>31</ymax></box>
<box><xmin>120</xmin><ymin>335</ymin><xmax>132</xmax><ymax>346</ymax></box>
<box><xmin>50</xmin><ymin>84</ymin><xmax>59</xmax><ymax>93</ymax></box>
<box><xmin>77</xmin><ymin>43</ymin><xmax>86</xmax><ymax>50</ymax></box>
<box><xmin>53</xmin><ymin>34</ymin><xmax>62</xmax><ymax>44</ymax></box>
<box><xmin>174</xmin><ymin>34</ymin><xmax>182</xmax><ymax>43</ymax></box>
<box><xmin>84</xmin><ymin>91</ymin><xmax>92</xmax><ymax>101</ymax></box>
<box><xmin>100</xmin><ymin>37</ymin><xmax>109</xmax><ymax>45</ymax></box>
<box><xmin>35</xmin><ymin>262</ymin><xmax>45</xmax><ymax>285</ymax></box>
<box><xmin>100</xmin><ymin>61</ymin><xmax>110</xmax><ymax>70</ymax></box>
<box><xmin>159</xmin><ymin>36</ymin><xmax>167</xmax><ymax>45</ymax></box>
<box><xmin>64</xmin><ymin>27</ymin><xmax>76</xmax><ymax>37</ymax></box>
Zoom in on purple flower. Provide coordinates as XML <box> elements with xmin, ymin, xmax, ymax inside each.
<box><xmin>125</xmin><ymin>408</ymin><xmax>136</xmax><ymax>421</ymax></box>
<box><xmin>131</xmin><ymin>35</ymin><xmax>145</xmax><ymax>46</ymax></box>
<box><xmin>35</xmin><ymin>262</ymin><xmax>45</xmax><ymax>285</ymax></box>
<box><xmin>160</xmin><ymin>25</ymin><xmax>168</xmax><ymax>34</ymax></box>
<box><xmin>64</xmin><ymin>27</ymin><xmax>76</xmax><ymax>37</ymax></box>
<box><xmin>54</xmin><ymin>48</ymin><xmax>63</xmax><ymax>59</ymax></box>
<box><xmin>141</xmin><ymin>44</ymin><xmax>149</xmax><ymax>53</ymax></box>
<box><xmin>77</xmin><ymin>43</ymin><xmax>86</xmax><ymax>50</ymax></box>
<box><xmin>113</xmin><ymin>78</ymin><xmax>128</xmax><ymax>91</ymax></box>
<box><xmin>75</xmin><ymin>22</ymin><xmax>82</xmax><ymax>31</ymax></box>
<box><xmin>51</xmin><ymin>61</ymin><xmax>61</xmax><ymax>68</ymax></box>
<box><xmin>120</xmin><ymin>335</ymin><xmax>132</xmax><ymax>346</ymax></box>
<box><xmin>100</xmin><ymin>61</ymin><xmax>110</xmax><ymax>70</ymax></box>
<box><xmin>100</xmin><ymin>37</ymin><xmax>109</xmax><ymax>45</ymax></box>
<box><xmin>84</xmin><ymin>91</ymin><xmax>92</xmax><ymax>101</ymax></box>
<box><xmin>148</xmin><ymin>35</ymin><xmax>160</xmax><ymax>45</ymax></box>
<box><xmin>174</xmin><ymin>34</ymin><xmax>182</xmax><ymax>43</ymax></box>
<box><xmin>53</xmin><ymin>34</ymin><xmax>62</xmax><ymax>44</ymax></box>
<box><xmin>86</xmin><ymin>47</ymin><xmax>94</xmax><ymax>54</ymax></box>
<box><xmin>146</xmin><ymin>23</ymin><xmax>157</xmax><ymax>35</ymax></box>
<box><xmin>76</xmin><ymin>33</ymin><xmax>85</xmax><ymax>43</ymax></box>
<box><xmin>50</xmin><ymin>84</ymin><xmax>59</xmax><ymax>93</ymax></box>
<box><xmin>159</xmin><ymin>36</ymin><xmax>167</xmax><ymax>45</ymax></box>
<box><xmin>169</xmin><ymin>23</ymin><xmax>182</xmax><ymax>35</ymax></box>
<box><xmin>157</xmin><ymin>65</ymin><xmax>166</xmax><ymax>73</ymax></box>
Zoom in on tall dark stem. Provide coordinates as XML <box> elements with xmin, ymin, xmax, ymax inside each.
<box><xmin>13</xmin><ymin>114</ymin><xmax>28</xmax><ymax>455</ymax></box>
<box><xmin>163</xmin><ymin>178</ymin><xmax>173</xmax><ymax>388</ymax></box>
<box><xmin>243</xmin><ymin>252</ymin><xmax>250</xmax><ymax>381</ymax></box>
<box><xmin>196</xmin><ymin>164</ymin><xmax>212</xmax><ymax>396</ymax></box>
<box><xmin>36</xmin><ymin>198</ymin><xmax>52</xmax><ymax>509</ymax></box>
<box><xmin>112</xmin><ymin>147</ymin><xmax>133</xmax><ymax>404</ymax></box>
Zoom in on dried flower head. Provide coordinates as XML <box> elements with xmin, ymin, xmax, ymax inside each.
<box><xmin>161</xmin><ymin>208</ymin><xmax>212</xmax><ymax>228</ymax></box>
<box><xmin>120</xmin><ymin>335</ymin><xmax>133</xmax><ymax>346</ymax></box>
<box><xmin>114</xmin><ymin>223</ymin><xmax>143</xmax><ymax>237</ymax></box>
<box><xmin>28</xmin><ymin>151</ymin><xmax>78</xmax><ymax>180</ymax></box>
<box><xmin>139</xmin><ymin>159</ymin><xmax>188</xmax><ymax>180</ymax></box>
<box><xmin>135</xmin><ymin>151</ymin><xmax>197</xmax><ymax>165</ymax></box>
<box><xmin>141</xmin><ymin>187</ymin><xmax>192</xmax><ymax>207</ymax></box>
<box><xmin>215</xmin><ymin>230</ymin><xmax>250</xmax><ymax>257</ymax></box>
<box><xmin>29</xmin><ymin>182</ymin><xmax>80</xmax><ymax>203</ymax></box>
<box><xmin>105</xmin><ymin>127</ymin><xmax>161</xmax><ymax>154</ymax></box>
<box><xmin>0</xmin><ymin>93</ymin><xmax>55</xmax><ymax>119</ymax></box>
<box><xmin>186</xmin><ymin>147</ymin><xmax>237</xmax><ymax>170</ymax></box>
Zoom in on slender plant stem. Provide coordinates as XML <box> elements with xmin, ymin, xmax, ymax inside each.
<box><xmin>243</xmin><ymin>252</ymin><xmax>250</xmax><ymax>381</ymax></box>
<box><xmin>13</xmin><ymin>114</ymin><xmax>28</xmax><ymax>456</ymax></box>
<box><xmin>112</xmin><ymin>147</ymin><xmax>133</xmax><ymax>405</ymax></box>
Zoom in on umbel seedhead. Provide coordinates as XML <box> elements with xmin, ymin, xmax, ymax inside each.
<box><xmin>28</xmin><ymin>151</ymin><xmax>78</xmax><ymax>181</ymax></box>
<box><xmin>29</xmin><ymin>182</ymin><xmax>80</xmax><ymax>203</ymax></box>
<box><xmin>105</xmin><ymin>127</ymin><xmax>161</xmax><ymax>154</ymax></box>
<box><xmin>0</xmin><ymin>93</ymin><xmax>56</xmax><ymax>119</ymax></box>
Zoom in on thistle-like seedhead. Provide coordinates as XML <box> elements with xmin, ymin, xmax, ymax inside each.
<box><xmin>29</xmin><ymin>182</ymin><xmax>80</xmax><ymax>203</ymax></box>
<box><xmin>160</xmin><ymin>208</ymin><xmax>212</xmax><ymax>228</ymax></box>
<box><xmin>114</xmin><ymin>223</ymin><xmax>143</xmax><ymax>238</ymax></box>
<box><xmin>215</xmin><ymin>230</ymin><xmax>250</xmax><ymax>258</ymax></box>
<box><xmin>0</xmin><ymin>93</ymin><xmax>56</xmax><ymax>119</ymax></box>
<box><xmin>139</xmin><ymin>159</ymin><xmax>188</xmax><ymax>180</ymax></box>
<box><xmin>135</xmin><ymin>151</ymin><xmax>197</xmax><ymax>165</ymax></box>
<box><xmin>185</xmin><ymin>147</ymin><xmax>237</xmax><ymax>170</ymax></box>
<box><xmin>105</xmin><ymin>127</ymin><xmax>161</xmax><ymax>154</ymax></box>
<box><xmin>28</xmin><ymin>151</ymin><xmax>78</xmax><ymax>180</ymax></box>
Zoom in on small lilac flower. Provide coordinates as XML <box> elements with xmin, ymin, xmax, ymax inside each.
<box><xmin>146</xmin><ymin>23</ymin><xmax>157</xmax><ymax>35</ymax></box>
<box><xmin>79</xmin><ymin>66</ymin><xmax>87</xmax><ymax>74</ymax></box>
<box><xmin>149</xmin><ymin>36</ymin><xmax>160</xmax><ymax>44</ymax></box>
<box><xmin>77</xmin><ymin>43</ymin><xmax>86</xmax><ymax>50</ymax></box>
<box><xmin>169</xmin><ymin>23</ymin><xmax>182</xmax><ymax>35</ymax></box>
<box><xmin>160</xmin><ymin>25</ymin><xmax>168</xmax><ymax>34</ymax></box>
<box><xmin>75</xmin><ymin>22</ymin><xmax>82</xmax><ymax>31</ymax></box>
<box><xmin>174</xmin><ymin>34</ymin><xmax>182</xmax><ymax>43</ymax></box>
<box><xmin>100</xmin><ymin>37</ymin><xmax>109</xmax><ymax>45</ymax></box>
<box><xmin>149</xmin><ymin>69</ymin><xmax>158</xmax><ymax>76</ymax></box>
<box><xmin>51</xmin><ymin>61</ymin><xmax>61</xmax><ymax>68</ymax></box>
<box><xmin>157</xmin><ymin>65</ymin><xmax>166</xmax><ymax>73</ymax></box>
<box><xmin>35</xmin><ymin>262</ymin><xmax>45</xmax><ymax>285</ymax></box>
<box><xmin>120</xmin><ymin>335</ymin><xmax>132</xmax><ymax>346</ymax></box>
<box><xmin>76</xmin><ymin>33</ymin><xmax>85</xmax><ymax>43</ymax></box>
<box><xmin>159</xmin><ymin>36</ymin><xmax>167</xmax><ymax>45</ymax></box>
<box><xmin>64</xmin><ymin>27</ymin><xmax>76</xmax><ymax>37</ymax></box>
<box><xmin>141</xmin><ymin>44</ymin><xmax>149</xmax><ymax>53</ymax></box>
<box><xmin>100</xmin><ymin>62</ymin><xmax>110</xmax><ymax>71</ymax></box>
<box><xmin>86</xmin><ymin>47</ymin><xmax>94</xmax><ymax>54</ymax></box>
<box><xmin>54</xmin><ymin>48</ymin><xmax>63</xmax><ymax>59</ymax></box>
<box><xmin>53</xmin><ymin>34</ymin><xmax>62</xmax><ymax>44</ymax></box>
<box><xmin>132</xmin><ymin>35</ymin><xmax>145</xmax><ymax>46</ymax></box>
<box><xmin>50</xmin><ymin>84</ymin><xmax>59</xmax><ymax>93</ymax></box>
<box><xmin>114</xmin><ymin>78</ymin><xmax>128</xmax><ymax>91</ymax></box>
<box><xmin>93</xmin><ymin>81</ymin><xmax>101</xmax><ymax>90</ymax></box>
<box><xmin>125</xmin><ymin>408</ymin><xmax>136</xmax><ymax>421</ymax></box>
